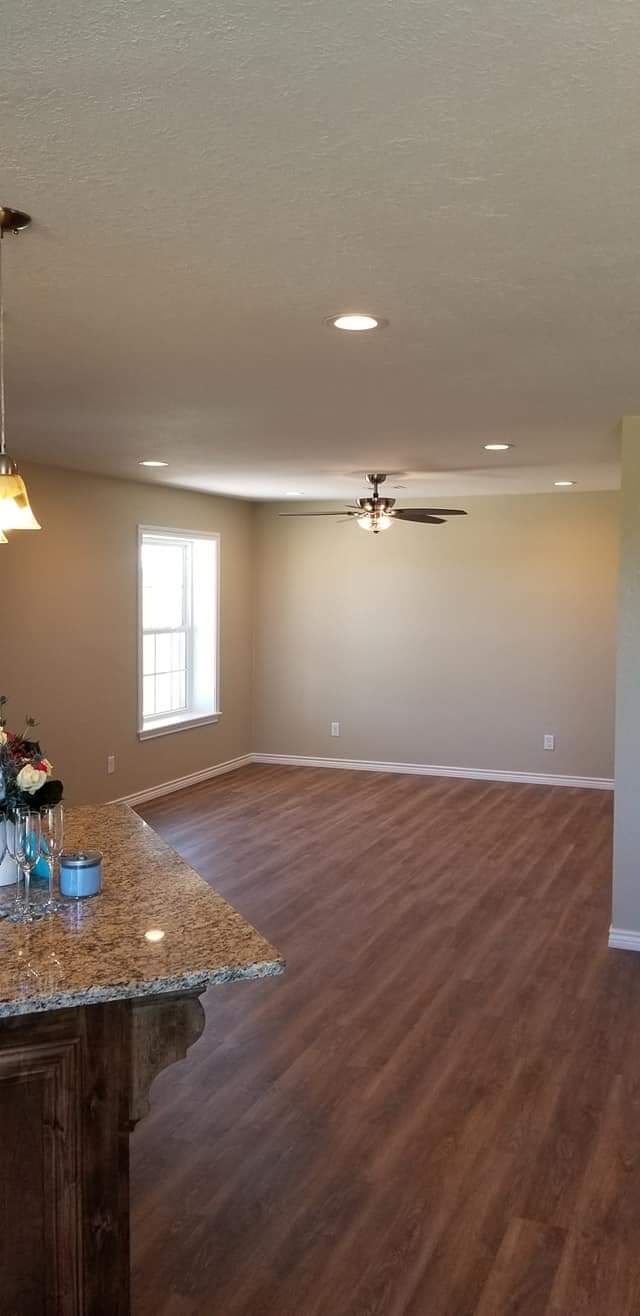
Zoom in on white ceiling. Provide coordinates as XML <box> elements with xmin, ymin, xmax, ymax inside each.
<box><xmin>2</xmin><ymin>0</ymin><xmax>636</xmax><ymax>500</ymax></box>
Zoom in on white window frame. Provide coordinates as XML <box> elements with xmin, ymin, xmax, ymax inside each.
<box><xmin>137</xmin><ymin>525</ymin><xmax>221</xmax><ymax>740</ymax></box>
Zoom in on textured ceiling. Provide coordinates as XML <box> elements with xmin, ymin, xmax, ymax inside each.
<box><xmin>2</xmin><ymin>0</ymin><xmax>636</xmax><ymax>498</ymax></box>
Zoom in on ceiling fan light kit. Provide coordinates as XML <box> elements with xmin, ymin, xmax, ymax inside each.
<box><xmin>0</xmin><ymin>206</ymin><xmax>41</xmax><ymax>537</ymax></box>
<box><xmin>357</xmin><ymin>510</ymin><xmax>393</xmax><ymax>533</ymax></box>
<box><xmin>280</xmin><ymin>473</ymin><xmax>467</xmax><ymax>534</ymax></box>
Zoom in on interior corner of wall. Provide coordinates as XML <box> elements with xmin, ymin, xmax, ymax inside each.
<box><xmin>620</xmin><ymin>415</ymin><xmax>640</xmax><ymax>445</ymax></box>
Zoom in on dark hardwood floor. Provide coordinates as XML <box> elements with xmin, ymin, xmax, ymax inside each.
<box><xmin>130</xmin><ymin>764</ymin><xmax>639</xmax><ymax>1315</ymax></box>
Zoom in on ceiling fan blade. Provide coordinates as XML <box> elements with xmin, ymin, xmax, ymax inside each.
<box><xmin>393</xmin><ymin>511</ymin><xmax>446</xmax><ymax>524</ymax></box>
<box><xmin>393</xmin><ymin>507</ymin><xmax>467</xmax><ymax>517</ymax></box>
<box><xmin>279</xmin><ymin>509</ymin><xmax>355</xmax><ymax>517</ymax></box>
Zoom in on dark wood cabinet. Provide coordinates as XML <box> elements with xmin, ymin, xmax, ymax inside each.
<box><xmin>0</xmin><ymin>993</ymin><xmax>203</xmax><ymax>1315</ymax></box>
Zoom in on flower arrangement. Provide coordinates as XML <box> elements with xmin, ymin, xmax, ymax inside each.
<box><xmin>0</xmin><ymin>696</ymin><xmax>63</xmax><ymax>813</ymax></box>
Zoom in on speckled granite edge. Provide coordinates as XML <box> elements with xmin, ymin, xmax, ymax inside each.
<box><xmin>0</xmin><ymin>801</ymin><xmax>285</xmax><ymax>1019</ymax></box>
<box><xmin>0</xmin><ymin>956</ymin><xmax>285</xmax><ymax>1018</ymax></box>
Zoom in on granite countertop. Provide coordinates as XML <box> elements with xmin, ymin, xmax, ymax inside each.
<box><xmin>0</xmin><ymin>803</ymin><xmax>284</xmax><ymax>1018</ymax></box>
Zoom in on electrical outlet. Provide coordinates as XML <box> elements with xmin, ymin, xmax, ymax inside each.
<box><xmin>543</xmin><ymin>734</ymin><xmax>555</xmax><ymax>751</ymax></box>
<box><xmin>331</xmin><ymin>721</ymin><xmax>340</xmax><ymax>737</ymax></box>
<box><xmin>107</xmin><ymin>754</ymin><xmax>116</xmax><ymax>774</ymax></box>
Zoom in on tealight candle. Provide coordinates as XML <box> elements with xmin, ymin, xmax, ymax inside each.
<box><xmin>59</xmin><ymin>850</ymin><xmax>103</xmax><ymax>899</ymax></box>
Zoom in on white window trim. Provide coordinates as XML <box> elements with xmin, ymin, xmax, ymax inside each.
<box><xmin>137</xmin><ymin>524</ymin><xmax>222</xmax><ymax>740</ymax></box>
<box><xmin>138</xmin><ymin>711</ymin><xmax>221</xmax><ymax>741</ymax></box>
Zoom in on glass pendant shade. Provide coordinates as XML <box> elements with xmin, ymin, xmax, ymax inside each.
<box><xmin>356</xmin><ymin>512</ymin><xmax>393</xmax><ymax>532</ymax></box>
<box><xmin>0</xmin><ymin>208</ymin><xmax>40</xmax><ymax>533</ymax></box>
<box><xmin>0</xmin><ymin>466</ymin><xmax>40</xmax><ymax>530</ymax></box>
<box><xmin>0</xmin><ymin>529</ymin><xmax>6</xmax><ymax>543</ymax></box>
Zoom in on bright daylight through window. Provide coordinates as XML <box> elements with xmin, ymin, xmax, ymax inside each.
<box><xmin>138</xmin><ymin>527</ymin><xmax>219</xmax><ymax>738</ymax></box>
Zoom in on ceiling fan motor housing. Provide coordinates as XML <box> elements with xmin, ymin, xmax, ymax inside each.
<box><xmin>356</xmin><ymin>496</ymin><xmax>396</xmax><ymax>512</ymax></box>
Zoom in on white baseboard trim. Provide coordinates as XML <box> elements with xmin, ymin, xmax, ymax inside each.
<box><xmin>111</xmin><ymin>750</ymin><xmax>613</xmax><ymax>810</ymax></box>
<box><xmin>114</xmin><ymin>754</ymin><xmax>253</xmax><ymax>807</ymax></box>
<box><xmin>608</xmin><ymin>927</ymin><xmax>640</xmax><ymax>952</ymax></box>
<box><xmin>251</xmin><ymin>752</ymin><xmax>614</xmax><ymax>791</ymax></box>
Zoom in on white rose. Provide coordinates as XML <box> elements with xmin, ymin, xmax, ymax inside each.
<box><xmin>16</xmin><ymin>763</ymin><xmax>48</xmax><ymax>795</ymax></box>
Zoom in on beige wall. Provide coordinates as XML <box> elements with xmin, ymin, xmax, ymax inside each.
<box><xmin>1</xmin><ymin>469</ymin><xmax>620</xmax><ymax>806</ymax></box>
<box><xmin>254</xmin><ymin>492</ymin><xmax>619</xmax><ymax>780</ymax></box>
<box><xmin>612</xmin><ymin>418</ymin><xmax>640</xmax><ymax>932</ymax></box>
<box><xmin>0</xmin><ymin>463</ymin><xmax>255</xmax><ymax>803</ymax></box>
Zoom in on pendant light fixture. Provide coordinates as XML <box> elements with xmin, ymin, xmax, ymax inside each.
<box><xmin>0</xmin><ymin>206</ymin><xmax>40</xmax><ymax>535</ymax></box>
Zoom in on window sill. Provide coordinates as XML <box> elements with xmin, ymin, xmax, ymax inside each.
<box><xmin>138</xmin><ymin>712</ymin><xmax>222</xmax><ymax>741</ymax></box>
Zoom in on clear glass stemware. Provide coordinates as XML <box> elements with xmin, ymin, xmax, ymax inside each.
<box><xmin>40</xmin><ymin>802</ymin><xmax>64</xmax><ymax>914</ymax></box>
<box><xmin>9</xmin><ymin>808</ymin><xmax>44</xmax><ymax>924</ymax></box>
<box><xmin>0</xmin><ymin>810</ymin><xmax>23</xmax><ymax>920</ymax></box>
<box><xmin>0</xmin><ymin>815</ymin><xmax>9</xmax><ymax>919</ymax></box>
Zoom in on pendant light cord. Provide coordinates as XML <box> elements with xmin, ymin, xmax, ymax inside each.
<box><xmin>0</xmin><ymin>227</ymin><xmax>5</xmax><ymax>456</ymax></box>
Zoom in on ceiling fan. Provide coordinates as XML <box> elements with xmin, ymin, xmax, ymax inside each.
<box><xmin>280</xmin><ymin>473</ymin><xmax>467</xmax><ymax>534</ymax></box>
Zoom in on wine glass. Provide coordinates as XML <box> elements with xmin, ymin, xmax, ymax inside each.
<box><xmin>9</xmin><ymin>808</ymin><xmax>44</xmax><ymax>924</ymax></box>
<box><xmin>0</xmin><ymin>809</ymin><xmax>23</xmax><ymax>920</ymax></box>
<box><xmin>0</xmin><ymin>815</ymin><xmax>9</xmax><ymax>919</ymax></box>
<box><xmin>40</xmin><ymin>802</ymin><xmax>64</xmax><ymax>913</ymax></box>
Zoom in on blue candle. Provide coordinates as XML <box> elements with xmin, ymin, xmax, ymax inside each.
<box><xmin>59</xmin><ymin>850</ymin><xmax>103</xmax><ymax>898</ymax></box>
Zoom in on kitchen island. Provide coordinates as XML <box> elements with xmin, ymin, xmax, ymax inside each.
<box><xmin>0</xmin><ymin>803</ymin><xmax>284</xmax><ymax>1315</ymax></box>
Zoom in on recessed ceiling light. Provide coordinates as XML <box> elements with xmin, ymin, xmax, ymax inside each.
<box><xmin>144</xmin><ymin>928</ymin><xmax>166</xmax><ymax>943</ymax></box>
<box><xmin>484</xmin><ymin>443</ymin><xmax>513</xmax><ymax>451</ymax></box>
<box><xmin>554</xmin><ymin>480</ymin><xmax>576</xmax><ymax>487</ymax></box>
<box><xmin>328</xmin><ymin>314</ymin><xmax>387</xmax><ymax>332</ymax></box>
<box><xmin>139</xmin><ymin>460</ymin><xmax>168</xmax><ymax>468</ymax></box>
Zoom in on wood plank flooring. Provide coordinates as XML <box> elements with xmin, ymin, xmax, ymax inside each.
<box><xmin>129</xmin><ymin>764</ymin><xmax>640</xmax><ymax>1315</ymax></box>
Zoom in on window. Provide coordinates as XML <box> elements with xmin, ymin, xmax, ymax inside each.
<box><xmin>138</xmin><ymin>527</ymin><xmax>220</xmax><ymax>738</ymax></box>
